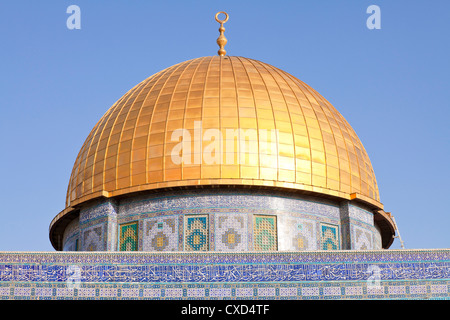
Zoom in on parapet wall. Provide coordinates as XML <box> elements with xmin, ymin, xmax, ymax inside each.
<box><xmin>0</xmin><ymin>249</ymin><xmax>449</xmax><ymax>300</ymax></box>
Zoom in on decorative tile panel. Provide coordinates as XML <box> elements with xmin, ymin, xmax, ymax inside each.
<box><xmin>215</xmin><ymin>214</ymin><xmax>248</xmax><ymax>251</ymax></box>
<box><xmin>0</xmin><ymin>249</ymin><xmax>449</xmax><ymax>300</ymax></box>
<box><xmin>119</xmin><ymin>222</ymin><xmax>138</xmax><ymax>251</ymax></box>
<box><xmin>73</xmin><ymin>190</ymin><xmax>382</xmax><ymax>253</ymax></box>
<box><xmin>184</xmin><ymin>215</ymin><xmax>209</xmax><ymax>251</ymax></box>
<box><xmin>353</xmin><ymin>225</ymin><xmax>373</xmax><ymax>250</ymax></box>
<box><xmin>80</xmin><ymin>199</ymin><xmax>118</xmax><ymax>223</ymax></box>
<box><xmin>320</xmin><ymin>223</ymin><xmax>339</xmax><ymax>250</ymax></box>
<box><xmin>253</xmin><ymin>215</ymin><xmax>277</xmax><ymax>251</ymax></box>
<box><xmin>81</xmin><ymin>224</ymin><xmax>104</xmax><ymax>251</ymax></box>
<box><xmin>348</xmin><ymin>204</ymin><xmax>374</xmax><ymax>225</ymax></box>
<box><xmin>118</xmin><ymin>189</ymin><xmax>340</xmax><ymax>220</ymax></box>
<box><xmin>279</xmin><ymin>217</ymin><xmax>317</xmax><ymax>251</ymax></box>
<box><xmin>63</xmin><ymin>218</ymin><xmax>79</xmax><ymax>252</ymax></box>
<box><xmin>143</xmin><ymin>217</ymin><xmax>178</xmax><ymax>252</ymax></box>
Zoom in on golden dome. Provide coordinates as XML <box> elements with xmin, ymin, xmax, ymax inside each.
<box><xmin>63</xmin><ymin>56</ymin><xmax>381</xmax><ymax>209</ymax></box>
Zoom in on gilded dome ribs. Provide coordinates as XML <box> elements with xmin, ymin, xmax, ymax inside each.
<box><xmin>60</xmin><ymin>56</ymin><xmax>383</xmax><ymax>218</ymax></box>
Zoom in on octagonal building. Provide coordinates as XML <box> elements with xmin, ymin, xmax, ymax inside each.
<box><xmin>49</xmin><ymin>20</ymin><xmax>395</xmax><ymax>252</ymax></box>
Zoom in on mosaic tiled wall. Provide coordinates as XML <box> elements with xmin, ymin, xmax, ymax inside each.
<box><xmin>66</xmin><ymin>190</ymin><xmax>382</xmax><ymax>252</ymax></box>
<box><xmin>253</xmin><ymin>215</ymin><xmax>277</xmax><ymax>251</ymax></box>
<box><xmin>81</xmin><ymin>224</ymin><xmax>104</xmax><ymax>251</ymax></box>
<box><xmin>119</xmin><ymin>222</ymin><xmax>138</xmax><ymax>251</ymax></box>
<box><xmin>79</xmin><ymin>199</ymin><xmax>118</xmax><ymax>251</ymax></box>
<box><xmin>349</xmin><ymin>205</ymin><xmax>380</xmax><ymax>250</ymax></box>
<box><xmin>0</xmin><ymin>249</ymin><xmax>449</xmax><ymax>300</ymax></box>
<box><xmin>339</xmin><ymin>202</ymin><xmax>381</xmax><ymax>250</ymax></box>
<box><xmin>143</xmin><ymin>216</ymin><xmax>179</xmax><ymax>251</ymax></box>
<box><xmin>62</xmin><ymin>218</ymin><xmax>79</xmax><ymax>251</ymax></box>
<box><xmin>184</xmin><ymin>215</ymin><xmax>209</xmax><ymax>251</ymax></box>
<box><xmin>320</xmin><ymin>224</ymin><xmax>340</xmax><ymax>250</ymax></box>
<box><xmin>278</xmin><ymin>217</ymin><xmax>317</xmax><ymax>251</ymax></box>
<box><xmin>215</xmin><ymin>214</ymin><xmax>248</xmax><ymax>251</ymax></box>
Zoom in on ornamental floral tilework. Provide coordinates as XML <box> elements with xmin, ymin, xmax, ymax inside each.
<box><xmin>320</xmin><ymin>223</ymin><xmax>339</xmax><ymax>250</ymax></box>
<box><xmin>63</xmin><ymin>218</ymin><xmax>79</xmax><ymax>251</ymax></box>
<box><xmin>184</xmin><ymin>215</ymin><xmax>209</xmax><ymax>251</ymax></box>
<box><xmin>143</xmin><ymin>217</ymin><xmax>178</xmax><ymax>252</ymax></box>
<box><xmin>353</xmin><ymin>225</ymin><xmax>373</xmax><ymax>250</ymax></box>
<box><xmin>280</xmin><ymin>218</ymin><xmax>317</xmax><ymax>251</ymax></box>
<box><xmin>119</xmin><ymin>222</ymin><xmax>138</xmax><ymax>251</ymax></box>
<box><xmin>1</xmin><ymin>249</ymin><xmax>449</xmax><ymax>300</ymax></box>
<box><xmin>253</xmin><ymin>215</ymin><xmax>277</xmax><ymax>251</ymax></box>
<box><xmin>82</xmin><ymin>224</ymin><xmax>104</xmax><ymax>251</ymax></box>
<box><xmin>215</xmin><ymin>214</ymin><xmax>248</xmax><ymax>251</ymax></box>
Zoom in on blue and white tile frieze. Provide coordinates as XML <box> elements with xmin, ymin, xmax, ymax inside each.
<box><xmin>1</xmin><ymin>250</ymin><xmax>449</xmax><ymax>284</ymax></box>
<box><xmin>0</xmin><ymin>249</ymin><xmax>448</xmax><ymax>300</ymax></box>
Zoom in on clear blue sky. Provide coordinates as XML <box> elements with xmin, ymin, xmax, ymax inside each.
<box><xmin>0</xmin><ymin>1</ymin><xmax>448</xmax><ymax>251</ymax></box>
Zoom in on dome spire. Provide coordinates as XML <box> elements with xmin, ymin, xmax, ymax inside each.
<box><xmin>215</xmin><ymin>11</ymin><xmax>229</xmax><ymax>56</ymax></box>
